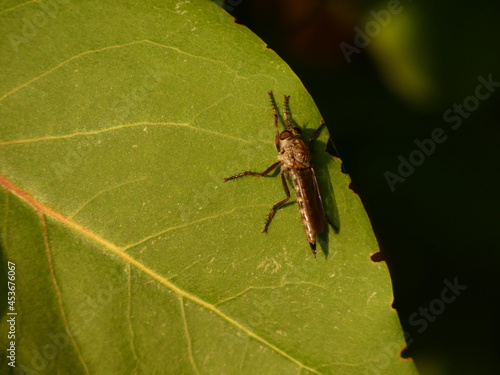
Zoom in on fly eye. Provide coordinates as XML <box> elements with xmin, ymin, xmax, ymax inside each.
<box><xmin>280</xmin><ymin>131</ymin><xmax>291</xmax><ymax>140</ymax></box>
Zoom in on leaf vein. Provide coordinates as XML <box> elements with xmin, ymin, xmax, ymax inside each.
<box><xmin>122</xmin><ymin>208</ymin><xmax>237</xmax><ymax>252</ymax></box>
<box><xmin>126</xmin><ymin>264</ymin><xmax>140</xmax><ymax>372</ymax></box>
<box><xmin>0</xmin><ymin>175</ymin><xmax>321</xmax><ymax>374</ymax></box>
<box><xmin>39</xmin><ymin>210</ymin><xmax>90</xmax><ymax>374</ymax></box>
<box><xmin>69</xmin><ymin>177</ymin><xmax>147</xmax><ymax>219</ymax></box>
<box><xmin>123</xmin><ymin>204</ymin><xmax>271</xmax><ymax>252</ymax></box>
<box><xmin>0</xmin><ymin>0</ymin><xmax>40</xmax><ymax>16</ymax></box>
<box><xmin>214</xmin><ymin>282</ymin><xmax>326</xmax><ymax>307</ymax></box>
<box><xmin>0</xmin><ymin>40</ymin><xmax>147</xmax><ymax>101</ymax></box>
<box><xmin>0</xmin><ymin>121</ymin><xmax>255</xmax><ymax>146</ymax></box>
<box><xmin>180</xmin><ymin>297</ymin><xmax>200</xmax><ymax>375</ymax></box>
<box><xmin>0</xmin><ymin>39</ymin><xmax>243</xmax><ymax>102</ymax></box>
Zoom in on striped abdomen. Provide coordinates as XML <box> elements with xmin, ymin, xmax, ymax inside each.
<box><xmin>288</xmin><ymin>167</ymin><xmax>326</xmax><ymax>250</ymax></box>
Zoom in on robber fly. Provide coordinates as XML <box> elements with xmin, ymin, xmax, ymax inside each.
<box><xmin>223</xmin><ymin>91</ymin><xmax>335</xmax><ymax>257</ymax></box>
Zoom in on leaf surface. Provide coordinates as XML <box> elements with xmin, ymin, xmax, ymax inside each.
<box><xmin>0</xmin><ymin>1</ymin><xmax>417</xmax><ymax>374</ymax></box>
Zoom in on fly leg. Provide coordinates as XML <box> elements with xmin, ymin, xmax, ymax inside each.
<box><xmin>262</xmin><ymin>172</ymin><xmax>290</xmax><ymax>233</ymax></box>
<box><xmin>283</xmin><ymin>95</ymin><xmax>294</xmax><ymax>128</ymax></box>
<box><xmin>268</xmin><ymin>91</ymin><xmax>281</xmax><ymax>152</ymax></box>
<box><xmin>309</xmin><ymin>121</ymin><xmax>326</xmax><ymax>150</ymax></box>
<box><xmin>223</xmin><ymin>161</ymin><xmax>280</xmax><ymax>182</ymax></box>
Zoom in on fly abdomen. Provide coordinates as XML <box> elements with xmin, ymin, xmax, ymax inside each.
<box><xmin>288</xmin><ymin>167</ymin><xmax>326</xmax><ymax>252</ymax></box>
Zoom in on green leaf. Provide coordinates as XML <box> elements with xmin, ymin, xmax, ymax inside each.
<box><xmin>0</xmin><ymin>1</ymin><xmax>418</xmax><ymax>374</ymax></box>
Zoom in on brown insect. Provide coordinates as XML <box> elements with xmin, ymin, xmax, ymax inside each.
<box><xmin>223</xmin><ymin>91</ymin><xmax>335</xmax><ymax>257</ymax></box>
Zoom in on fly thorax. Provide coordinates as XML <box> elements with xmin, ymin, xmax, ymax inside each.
<box><xmin>278</xmin><ymin>138</ymin><xmax>311</xmax><ymax>169</ymax></box>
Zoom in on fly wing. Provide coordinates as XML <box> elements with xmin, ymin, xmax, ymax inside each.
<box><xmin>290</xmin><ymin>167</ymin><xmax>327</xmax><ymax>234</ymax></box>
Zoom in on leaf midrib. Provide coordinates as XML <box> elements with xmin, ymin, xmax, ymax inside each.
<box><xmin>0</xmin><ymin>174</ymin><xmax>322</xmax><ymax>374</ymax></box>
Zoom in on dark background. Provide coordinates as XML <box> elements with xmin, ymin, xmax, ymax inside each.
<box><xmin>222</xmin><ymin>0</ymin><xmax>500</xmax><ymax>374</ymax></box>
